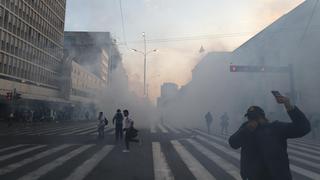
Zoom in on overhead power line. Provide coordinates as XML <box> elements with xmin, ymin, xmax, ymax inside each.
<box><xmin>116</xmin><ymin>32</ymin><xmax>256</xmax><ymax>45</ymax></box>
<box><xmin>119</xmin><ymin>0</ymin><xmax>128</xmax><ymax>46</ymax></box>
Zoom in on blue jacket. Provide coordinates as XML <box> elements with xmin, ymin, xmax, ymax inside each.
<box><xmin>229</xmin><ymin>106</ymin><xmax>310</xmax><ymax>180</ymax></box>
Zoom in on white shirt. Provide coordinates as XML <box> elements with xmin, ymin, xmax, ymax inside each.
<box><xmin>124</xmin><ymin>117</ymin><xmax>133</xmax><ymax>129</ymax></box>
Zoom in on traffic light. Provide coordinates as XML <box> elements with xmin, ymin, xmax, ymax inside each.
<box><xmin>6</xmin><ymin>92</ymin><xmax>12</xmax><ymax>101</ymax></box>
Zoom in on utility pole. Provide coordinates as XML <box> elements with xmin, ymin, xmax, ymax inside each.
<box><xmin>131</xmin><ymin>32</ymin><xmax>158</xmax><ymax>97</ymax></box>
<box><xmin>143</xmin><ymin>32</ymin><xmax>147</xmax><ymax>96</ymax></box>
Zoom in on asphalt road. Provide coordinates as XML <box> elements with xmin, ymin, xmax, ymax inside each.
<box><xmin>0</xmin><ymin>121</ymin><xmax>319</xmax><ymax>180</ymax></box>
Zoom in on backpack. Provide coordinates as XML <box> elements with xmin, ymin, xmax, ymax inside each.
<box><xmin>104</xmin><ymin>118</ymin><xmax>108</xmax><ymax>125</ymax></box>
<box><xmin>129</xmin><ymin>128</ymin><xmax>138</xmax><ymax>138</ymax></box>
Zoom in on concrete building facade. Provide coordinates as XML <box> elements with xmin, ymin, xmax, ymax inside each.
<box><xmin>0</xmin><ymin>0</ymin><xmax>67</xmax><ymax>120</ymax></box>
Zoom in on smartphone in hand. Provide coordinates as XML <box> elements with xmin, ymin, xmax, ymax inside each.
<box><xmin>271</xmin><ymin>90</ymin><xmax>282</xmax><ymax>97</ymax></box>
<box><xmin>271</xmin><ymin>91</ymin><xmax>285</xmax><ymax>104</ymax></box>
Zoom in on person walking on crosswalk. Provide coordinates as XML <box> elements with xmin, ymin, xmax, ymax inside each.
<box><xmin>220</xmin><ymin>112</ymin><xmax>229</xmax><ymax>135</ymax></box>
<box><xmin>205</xmin><ymin>112</ymin><xmax>213</xmax><ymax>134</ymax></box>
<box><xmin>123</xmin><ymin>109</ymin><xmax>141</xmax><ymax>152</ymax></box>
<box><xmin>112</xmin><ymin>109</ymin><xmax>124</xmax><ymax>143</ymax></box>
<box><xmin>97</xmin><ymin>112</ymin><xmax>106</xmax><ymax>139</ymax></box>
<box><xmin>228</xmin><ymin>94</ymin><xmax>311</xmax><ymax>180</ymax></box>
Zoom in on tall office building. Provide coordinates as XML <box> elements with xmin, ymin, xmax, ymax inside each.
<box><xmin>0</xmin><ymin>0</ymin><xmax>66</xmax><ymax>88</ymax></box>
<box><xmin>0</xmin><ymin>0</ymin><xmax>67</xmax><ymax>118</ymax></box>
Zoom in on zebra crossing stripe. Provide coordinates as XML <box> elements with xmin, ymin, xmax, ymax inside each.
<box><xmin>289</xmin><ymin>141</ymin><xmax>320</xmax><ymax>151</ymax></box>
<box><xmin>0</xmin><ymin>145</ymin><xmax>47</xmax><ymax>162</ymax></box>
<box><xmin>15</xmin><ymin>126</ymin><xmax>70</xmax><ymax>135</ymax></box>
<box><xmin>76</xmin><ymin>128</ymin><xmax>98</xmax><ymax>135</ymax></box>
<box><xmin>0</xmin><ymin>145</ymin><xmax>72</xmax><ymax>175</ymax></box>
<box><xmin>288</xmin><ymin>143</ymin><xmax>320</xmax><ymax>155</ymax></box>
<box><xmin>64</xmin><ymin>145</ymin><xmax>114</xmax><ymax>180</ymax></box>
<box><xmin>152</xmin><ymin>142</ymin><xmax>174</xmax><ymax>180</ymax></box>
<box><xmin>186</xmin><ymin>139</ymin><xmax>242</xmax><ymax>180</ymax></box>
<box><xmin>177</xmin><ymin>128</ymin><xmax>190</xmax><ymax>134</ymax></box>
<box><xmin>108</xmin><ymin>129</ymin><xmax>115</xmax><ymax>135</ymax></box>
<box><xmin>60</xmin><ymin>127</ymin><xmax>96</xmax><ymax>135</ymax></box>
<box><xmin>288</xmin><ymin>148</ymin><xmax>320</xmax><ymax>161</ymax></box>
<box><xmin>171</xmin><ymin>140</ymin><xmax>216</xmax><ymax>180</ymax></box>
<box><xmin>150</xmin><ymin>125</ymin><xmax>156</xmax><ymax>133</ymax></box>
<box><xmin>45</xmin><ymin>127</ymin><xmax>85</xmax><ymax>136</ymax></box>
<box><xmin>289</xmin><ymin>155</ymin><xmax>320</xmax><ymax>169</ymax></box>
<box><xmin>17</xmin><ymin>145</ymin><xmax>93</xmax><ymax>180</ymax></box>
<box><xmin>195</xmin><ymin>135</ymin><xmax>240</xmax><ymax>160</ymax></box>
<box><xmin>196</xmin><ymin>132</ymin><xmax>320</xmax><ymax>179</ymax></box>
<box><xmin>37</xmin><ymin>126</ymin><xmax>82</xmax><ymax>135</ymax></box>
<box><xmin>294</xmin><ymin>139</ymin><xmax>320</xmax><ymax>146</ymax></box>
<box><xmin>0</xmin><ymin>145</ymin><xmax>26</xmax><ymax>153</ymax></box>
<box><xmin>158</xmin><ymin>124</ymin><xmax>169</xmax><ymax>133</ymax></box>
<box><xmin>164</xmin><ymin>125</ymin><xmax>180</xmax><ymax>134</ymax></box>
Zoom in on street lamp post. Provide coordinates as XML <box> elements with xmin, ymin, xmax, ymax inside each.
<box><xmin>131</xmin><ymin>32</ymin><xmax>157</xmax><ymax>96</ymax></box>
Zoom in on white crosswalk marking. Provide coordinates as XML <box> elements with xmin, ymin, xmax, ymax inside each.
<box><xmin>0</xmin><ymin>145</ymin><xmax>72</xmax><ymax>175</ymax></box>
<box><xmin>0</xmin><ymin>145</ymin><xmax>47</xmax><ymax>162</ymax></box>
<box><xmin>288</xmin><ymin>143</ymin><xmax>320</xmax><ymax>155</ymax></box>
<box><xmin>177</xmin><ymin>128</ymin><xmax>190</xmax><ymax>134</ymax></box>
<box><xmin>17</xmin><ymin>145</ymin><xmax>93</xmax><ymax>180</ymax></box>
<box><xmin>39</xmin><ymin>126</ymin><xmax>81</xmax><ymax>135</ymax></box>
<box><xmin>108</xmin><ymin>129</ymin><xmax>115</xmax><ymax>135</ymax></box>
<box><xmin>152</xmin><ymin>142</ymin><xmax>174</xmax><ymax>180</ymax></box>
<box><xmin>158</xmin><ymin>124</ymin><xmax>169</xmax><ymax>133</ymax></box>
<box><xmin>0</xmin><ymin>145</ymin><xmax>26</xmax><ymax>153</ymax></box>
<box><xmin>47</xmin><ymin>127</ymin><xmax>87</xmax><ymax>136</ymax></box>
<box><xmin>186</xmin><ymin>139</ymin><xmax>242</xmax><ymax>180</ymax></box>
<box><xmin>164</xmin><ymin>125</ymin><xmax>180</xmax><ymax>134</ymax></box>
<box><xmin>65</xmin><ymin>145</ymin><xmax>114</xmax><ymax>180</ymax></box>
<box><xmin>289</xmin><ymin>141</ymin><xmax>320</xmax><ymax>151</ymax></box>
<box><xmin>60</xmin><ymin>127</ymin><xmax>96</xmax><ymax>135</ymax></box>
<box><xmin>77</xmin><ymin>128</ymin><xmax>97</xmax><ymax>135</ymax></box>
<box><xmin>16</xmin><ymin>126</ymin><xmax>69</xmax><ymax>135</ymax></box>
<box><xmin>171</xmin><ymin>140</ymin><xmax>216</xmax><ymax>180</ymax></box>
<box><xmin>289</xmin><ymin>148</ymin><xmax>320</xmax><ymax>161</ymax></box>
<box><xmin>289</xmin><ymin>155</ymin><xmax>320</xmax><ymax>169</ymax></box>
<box><xmin>151</xmin><ymin>125</ymin><xmax>156</xmax><ymax>133</ymax></box>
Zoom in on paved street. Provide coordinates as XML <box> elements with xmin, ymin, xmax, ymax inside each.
<box><xmin>0</xmin><ymin>122</ymin><xmax>319</xmax><ymax>180</ymax></box>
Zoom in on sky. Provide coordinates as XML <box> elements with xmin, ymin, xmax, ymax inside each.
<box><xmin>64</xmin><ymin>0</ymin><xmax>304</xmax><ymax>102</ymax></box>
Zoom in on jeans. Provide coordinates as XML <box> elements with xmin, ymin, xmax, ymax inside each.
<box><xmin>98</xmin><ymin>126</ymin><xmax>105</xmax><ymax>139</ymax></box>
<box><xmin>115</xmin><ymin>124</ymin><xmax>123</xmax><ymax>141</ymax></box>
<box><xmin>125</xmin><ymin>130</ymin><xmax>139</xmax><ymax>150</ymax></box>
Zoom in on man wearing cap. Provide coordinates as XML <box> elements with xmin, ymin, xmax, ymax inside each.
<box><xmin>229</xmin><ymin>95</ymin><xmax>310</xmax><ymax>180</ymax></box>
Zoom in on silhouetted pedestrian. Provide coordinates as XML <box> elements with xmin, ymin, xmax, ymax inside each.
<box><xmin>229</xmin><ymin>95</ymin><xmax>310</xmax><ymax>180</ymax></box>
<box><xmin>220</xmin><ymin>112</ymin><xmax>229</xmax><ymax>135</ymax></box>
<box><xmin>205</xmin><ymin>112</ymin><xmax>213</xmax><ymax>134</ymax></box>
<box><xmin>123</xmin><ymin>109</ymin><xmax>141</xmax><ymax>152</ymax></box>
<box><xmin>8</xmin><ymin>112</ymin><xmax>14</xmax><ymax>127</ymax></box>
<box><xmin>97</xmin><ymin>112</ymin><xmax>105</xmax><ymax>139</ymax></box>
<box><xmin>113</xmin><ymin>109</ymin><xmax>124</xmax><ymax>143</ymax></box>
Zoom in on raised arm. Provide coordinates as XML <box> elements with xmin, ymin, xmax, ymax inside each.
<box><xmin>228</xmin><ymin>123</ymin><xmax>250</xmax><ymax>149</ymax></box>
<box><xmin>274</xmin><ymin>96</ymin><xmax>310</xmax><ymax>138</ymax></box>
<box><xmin>277</xmin><ymin>106</ymin><xmax>311</xmax><ymax>138</ymax></box>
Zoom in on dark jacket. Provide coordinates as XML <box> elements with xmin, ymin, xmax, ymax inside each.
<box><xmin>229</xmin><ymin>106</ymin><xmax>310</xmax><ymax>180</ymax></box>
<box><xmin>112</xmin><ymin>112</ymin><xmax>124</xmax><ymax>125</ymax></box>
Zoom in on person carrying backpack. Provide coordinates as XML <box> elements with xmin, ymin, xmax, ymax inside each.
<box><xmin>122</xmin><ymin>109</ymin><xmax>141</xmax><ymax>152</ymax></box>
<box><xmin>113</xmin><ymin>109</ymin><xmax>124</xmax><ymax>143</ymax></box>
<box><xmin>97</xmin><ymin>112</ymin><xmax>106</xmax><ymax>139</ymax></box>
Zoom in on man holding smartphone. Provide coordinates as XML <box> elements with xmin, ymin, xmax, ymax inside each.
<box><xmin>228</xmin><ymin>92</ymin><xmax>311</xmax><ymax>180</ymax></box>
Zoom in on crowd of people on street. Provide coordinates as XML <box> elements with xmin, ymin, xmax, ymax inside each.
<box><xmin>97</xmin><ymin>109</ymin><xmax>142</xmax><ymax>153</ymax></box>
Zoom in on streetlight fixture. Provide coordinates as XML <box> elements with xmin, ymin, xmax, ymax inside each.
<box><xmin>131</xmin><ymin>32</ymin><xmax>158</xmax><ymax>96</ymax></box>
